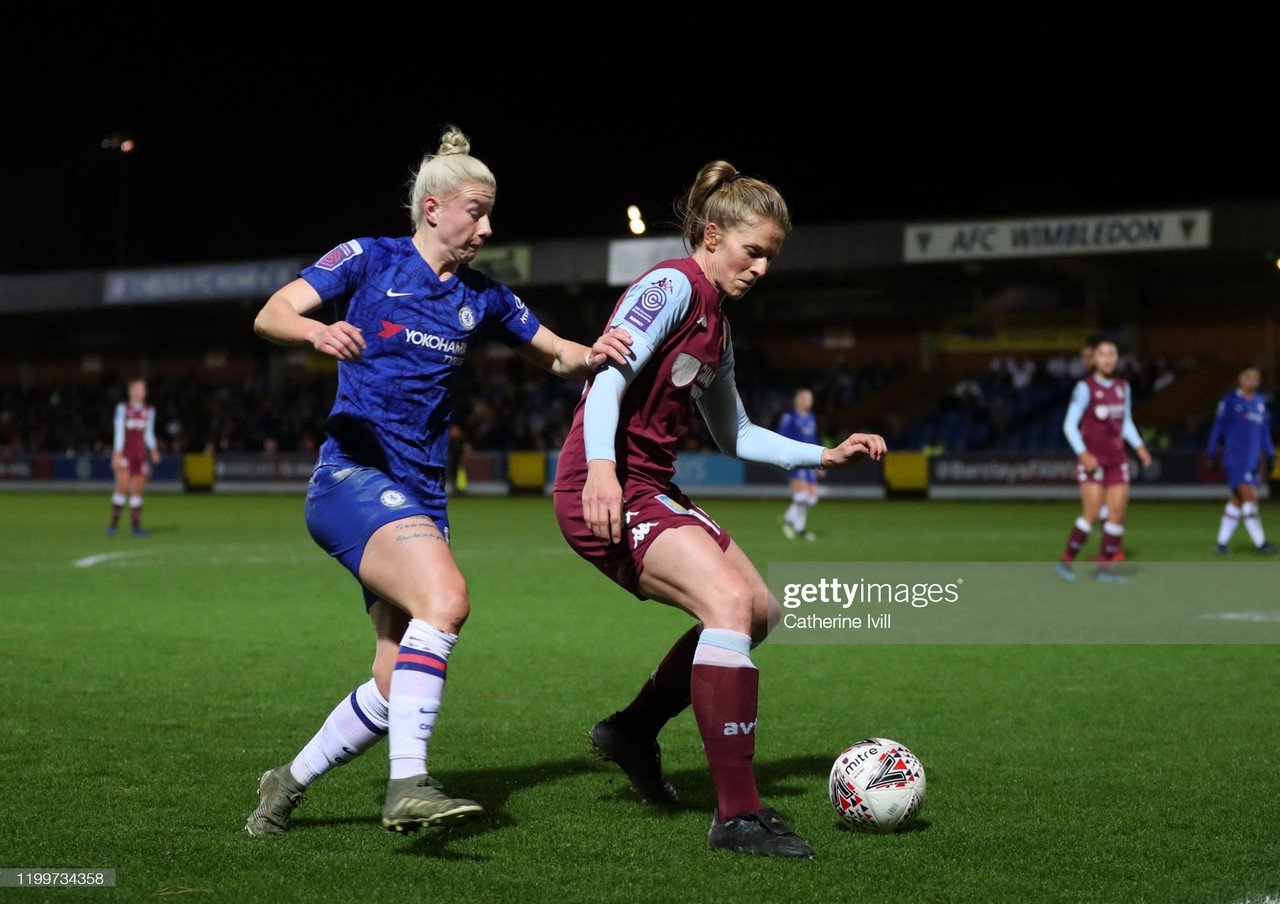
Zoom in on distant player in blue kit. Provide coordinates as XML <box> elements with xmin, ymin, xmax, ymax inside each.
<box><xmin>244</xmin><ymin>126</ymin><xmax>632</xmax><ymax>837</ymax></box>
<box><xmin>778</xmin><ymin>388</ymin><xmax>820</xmax><ymax>540</ymax></box>
<box><xmin>1206</xmin><ymin>365</ymin><xmax>1276</xmax><ymax>555</ymax></box>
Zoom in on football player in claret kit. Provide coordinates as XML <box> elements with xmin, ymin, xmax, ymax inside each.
<box><xmin>1056</xmin><ymin>339</ymin><xmax>1151</xmax><ymax>582</ymax></box>
<box><xmin>1206</xmin><ymin>365</ymin><xmax>1276</xmax><ymax>555</ymax></box>
<box><xmin>554</xmin><ymin>160</ymin><xmax>885</xmax><ymax>859</ymax></box>
<box><xmin>777</xmin><ymin>388</ymin><xmax>820</xmax><ymax>540</ymax></box>
<box><xmin>106</xmin><ymin>378</ymin><xmax>161</xmax><ymax>537</ymax></box>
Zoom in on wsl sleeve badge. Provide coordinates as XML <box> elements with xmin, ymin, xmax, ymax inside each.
<box><xmin>829</xmin><ymin>738</ymin><xmax>926</xmax><ymax>833</ymax></box>
<box><xmin>315</xmin><ymin>240</ymin><xmax>364</xmax><ymax>271</ymax></box>
<box><xmin>624</xmin><ymin>277</ymin><xmax>674</xmax><ymax>332</ymax></box>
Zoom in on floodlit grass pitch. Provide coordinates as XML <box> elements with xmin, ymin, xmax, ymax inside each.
<box><xmin>0</xmin><ymin>493</ymin><xmax>1277</xmax><ymax>903</ymax></box>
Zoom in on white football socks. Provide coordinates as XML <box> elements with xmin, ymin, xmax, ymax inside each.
<box><xmin>290</xmin><ymin>678</ymin><xmax>389</xmax><ymax>787</ymax></box>
<box><xmin>1217</xmin><ymin>503</ymin><xmax>1241</xmax><ymax>546</ymax></box>
<box><xmin>388</xmin><ymin>619</ymin><xmax>457</xmax><ymax>780</ymax></box>
<box><xmin>1242</xmin><ymin>501</ymin><xmax>1267</xmax><ymax>547</ymax></box>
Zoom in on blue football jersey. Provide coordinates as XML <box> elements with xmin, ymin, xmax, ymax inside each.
<box><xmin>1206</xmin><ymin>389</ymin><xmax>1275</xmax><ymax>465</ymax></box>
<box><xmin>301</xmin><ymin>237</ymin><xmax>540</xmax><ymax>500</ymax></box>
<box><xmin>777</xmin><ymin>410</ymin><xmax>818</xmax><ymax>444</ymax></box>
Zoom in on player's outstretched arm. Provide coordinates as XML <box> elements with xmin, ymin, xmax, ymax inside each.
<box><xmin>820</xmin><ymin>433</ymin><xmax>887</xmax><ymax>469</ymax></box>
<box><xmin>254</xmin><ymin>278</ymin><xmax>366</xmax><ymax>361</ymax></box>
<box><xmin>516</xmin><ymin>325</ymin><xmax>633</xmax><ymax>379</ymax></box>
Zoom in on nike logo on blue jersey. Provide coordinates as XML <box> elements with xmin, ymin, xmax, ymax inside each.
<box><xmin>386</xmin><ymin>289</ymin><xmax>413</xmax><ymax>297</ymax></box>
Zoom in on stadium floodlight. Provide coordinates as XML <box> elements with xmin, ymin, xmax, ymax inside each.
<box><xmin>101</xmin><ymin>133</ymin><xmax>136</xmax><ymax>152</ymax></box>
<box><xmin>627</xmin><ymin>204</ymin><xmax>646</xmax><ymax>236</ymax></box>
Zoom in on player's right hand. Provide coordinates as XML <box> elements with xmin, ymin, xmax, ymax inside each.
<box><xmin>1078</xmin><ymin>451</ymin><xmax>1098</xmax><ymax>471</ymax></box>
<box><xmin>583</xmin><ymin>460</ymin><xmax>623</xmax><ymax>543</ymax></box>
<box><xmin>311</xmin><ymin>321</ymin><xmax>365</xmax><ymax>361</ymax></box>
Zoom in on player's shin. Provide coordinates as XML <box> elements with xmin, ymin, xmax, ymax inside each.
<box><xmin>1218</xmin><ymin>503</ymin><xmax>1242</xmax><ymax>546</ymax></box>
<box><xmin>388</xmin><ymin>619</ymin><xmax>456</xmax><ymax>779</ymax></box>
<box><xmin>1062</xmin><ymin>518</ymin><xmax>1091</xmax><ymax>562</ymax></box>
<box><xmin>1100</xmin><ymin>522</ymin><xmax>1124</xmax><ymax>560</ymax></box>
<box><xmin>691</xmin><ymin>629</ymin><xmax>762</xmax><ymax>821</ymax></box>
<box><xmin>290</xmin><ymin>679</ymin><xmax>389</xmax><ymax>786</ymax></box>
<box><xmin>615</xmin><ymin>625</ymin><xmax>702</xmax><ymax>738</ymax></box>
<box><xmin>1242</xmin><ymin>502</ymin><xmax>1267</xmax><ymax>547</ymax></box>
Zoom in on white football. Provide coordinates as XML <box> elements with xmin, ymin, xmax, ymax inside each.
<box><xmin>829</xmin><ymin>737</ymin><xmax>926</xmax><ymax>832</ymax></box>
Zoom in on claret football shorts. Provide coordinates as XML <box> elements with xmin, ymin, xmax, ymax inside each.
<box><xmin>555</xmin><ymin>481</ymin><xmax>731</xmax><ymax>600</ymax></box>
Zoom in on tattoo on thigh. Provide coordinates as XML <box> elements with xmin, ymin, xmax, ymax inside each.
<box><xmin>394</xmin><ymin>520</ymin><xmax>444</xmax><ymax>544</ymax></box>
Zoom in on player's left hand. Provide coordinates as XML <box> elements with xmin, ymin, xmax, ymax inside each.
<box><xmin>151</xmin><ymin>449</ymin><xmax>161</xmax><ymax>465</ymax></box>
<box><xmin>822</xmin><ymin>432</ymin><xmax>887</xmax><ymax>468</ymax></box>
<box><xmin>583</xmin><ymin>459</ymin><xmax>624</xmax><ymax>543</ymax></box>
<box><xmin>1137</xmin><ymin>447</ymin><xmax>1153</xmax><ymax>468</ymax></box>
<box><xmin>587</xmin><ymin>327</ymin><xmax>633</xmax><ymax>371</ymax></box>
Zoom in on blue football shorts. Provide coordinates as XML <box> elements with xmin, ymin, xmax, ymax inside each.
<box><xmin>304</xmin><ymin>464</ymin><xmax>448</xmax><ymax>609</ymax></box>
<box><xmin>1224</xmin><ymin>458</ymin><xmax>1260</xmax><ymax>490</ymax></box>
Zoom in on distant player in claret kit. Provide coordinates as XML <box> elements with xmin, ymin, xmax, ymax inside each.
<box><xmin>554</xmin><ymin>160</ymin><xmax>885</xmax><ymax>859</ymax></box>
<box><xmin>1056</xmin><ymin>339</ymin><xmax>1151</xmax><ymax>582</ymax></box>
<box><xmin>106</xmin><ymin>378</ymin><xmax>160</xmax><ymax>537</ymax></box>
<box><xmin>1206</xmin><ymin>365</ymin><xmax>1276</xmax><ymax>555</ymax></box>
<box><xmin>244</xmin><ymin>125</ymin><xmax>631</xmax><ymax>838</ymax></box>
<box><xmin>778</xmin><ymin>388</ymin><xmax>820</xmax><ymax>540</ymax></box>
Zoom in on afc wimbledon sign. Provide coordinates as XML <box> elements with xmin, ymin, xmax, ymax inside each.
<box><xmin>904</xmin><ymin>210</ymin><xmax>1211</xmax><ymax>262</ymax></box>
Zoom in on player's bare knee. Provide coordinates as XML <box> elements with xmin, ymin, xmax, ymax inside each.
<box><xmin>699</xmin><ymin>581</ymin><xmax>754</xmax><ymax>634</ymax></box>
<box><xmin>429</xmin><ymin>585</ymin><xmax>469</xmax><ymax>633</ymax></box>
<box><xmin>371</xmin><ymin>662</ymin><xmax>393</xmax><ymax>699</ymax></box>
<box><xmin>396</xmin><ymin>580</ymin><xmax>468</xmax><ymax>632</ymax></box>
<box><xmin>753</xmin><ymin>594</ymin><xmax>783</xmax><ymax>644</ymax></box>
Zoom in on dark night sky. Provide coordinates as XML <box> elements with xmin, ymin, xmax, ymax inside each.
<box><xmin>6</xmin><ymin>18</ymin><xmax>1278</xmax><ymax>276</ymax></box>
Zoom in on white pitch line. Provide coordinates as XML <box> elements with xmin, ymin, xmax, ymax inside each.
<box><xmin>1202</xmin><ymin>612</ymin><xmax>1280</xmax><ymax>622</ymax></box>
<box><xmin>74</xmin><ymin>551</ymin><xmax>142</xmax><ymax>568</ymax></box>
<box><xmin>60</xmin><ymin>543</ymin><xmax>553</xmax><ymax>571</ymax></box>
<box><xmin>70</xmin><ymin>549</ymin><xmax>314</xmax><ymax>569</ymax></box>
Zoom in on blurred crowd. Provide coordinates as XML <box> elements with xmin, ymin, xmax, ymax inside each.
<box><xmin>0</xmin><ymin>349</ymin><xmax>1256</xmax><ymax>459</ymax></box>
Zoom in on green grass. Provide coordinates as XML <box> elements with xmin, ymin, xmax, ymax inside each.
<box><xmin>1</xmin><ymin>493</ymin><xmax>1277</xmax><ymax>903</ymax></box>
